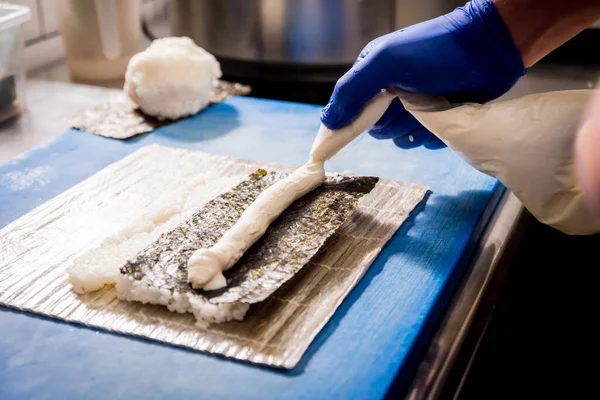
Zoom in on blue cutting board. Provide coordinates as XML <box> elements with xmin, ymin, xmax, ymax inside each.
<box><xmin>0</xmin><ymin>96</ymin><xmax>500</xmax><ymax>400</ymax></box>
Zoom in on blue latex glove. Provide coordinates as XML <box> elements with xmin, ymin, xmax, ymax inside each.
<box><xmin>320</xmin><ymin>0</ymin><xmax>527</xmax><ymax>149</ymax></box>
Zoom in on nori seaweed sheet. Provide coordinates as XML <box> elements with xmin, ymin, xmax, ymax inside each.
<box><xmin>120</xmin><ymin>169</ymin><xmax>378</xmax><ymax>304</ymax></box>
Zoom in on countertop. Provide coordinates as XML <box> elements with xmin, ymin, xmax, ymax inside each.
<box><xmin>0</xmin><ymin>77</ymin><xmax>511</xmax><ymax>400</ymax></box>
<box><xmin>0</xmin><ymin>80</ymin><xmax>120</xmax><ymax>165</ymax></box>
<box><xmin>0</xmin><ymin>61</ymin><xmax>597</xmax><ymax>398</ymax></box>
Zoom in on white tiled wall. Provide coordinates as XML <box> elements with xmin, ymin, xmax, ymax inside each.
<box><xmin>42</xmin><ymin>0</ymin><xmax>58</xmax><ymax>34</ymax></box>
<box><xmin>8</xmin><ymin>0</ymin><xmax>62</xmax><ymax>73</ymax></box>
<box><xmin>12</xmin><ymin>0</ymin><xmax>60</xmax><ymax>43</ymax></box>
<box><xmin>18</xmin><ymin>0</ymin><xmax>40</xmax><ymax>41</ymax></box>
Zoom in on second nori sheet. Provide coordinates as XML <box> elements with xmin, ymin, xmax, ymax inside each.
<box><xmin>120</xmin><ymin>169</ymin><xmax>378</xmax><ymax>304</ymax></box>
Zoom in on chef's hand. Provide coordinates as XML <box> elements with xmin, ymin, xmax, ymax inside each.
<box><xmin>576</xmin><ymin>85</ymin><xmax>600</xmax><ymax>222</ymax></box>
<box><xmin>320</xmin><ymin>0</ymin><xmax>526</xmax><ymax>149</ymax></box>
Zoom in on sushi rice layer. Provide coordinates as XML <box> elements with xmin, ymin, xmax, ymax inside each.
<box><xmin>67</xmin><ymin>172</ymin><xmax>249</xmax><ymax>327</ymax></box>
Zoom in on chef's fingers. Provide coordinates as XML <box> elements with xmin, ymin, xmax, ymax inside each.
<box><xmin>368</xmin><ymin>98</ymin><xmax>420</xmax><ymax>140</ymax></box>
<box><xmin>321</xmin><ymin>50</ymin><xmax>391</xmax><ymax>130</ymax></box>
<box><xmin>423</xmin><ymin>135</ymin><xmax>447</xmax><ymax>150</ymax></box>
<box><xmin>393</xmin><ymin>125</ymin><xmax>436</xmax><ymax>149</ymax></box>
<box><xmin>576</xmin><ymin>86</ymin><xmax>600</xmax><ymax>221</ymax></box>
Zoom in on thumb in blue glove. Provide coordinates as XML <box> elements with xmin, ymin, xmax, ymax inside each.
<box><xmin>320</xmin><ymin>0</ymin><xmax>526</xmax><ymax>149</ymax></box>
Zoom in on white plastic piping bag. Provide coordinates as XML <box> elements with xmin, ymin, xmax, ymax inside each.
<box><xmin>396</xmin><ymin>89</ymin><xmax>599</xmax><ymax>235</ymax></box>
<box><xmin>314</xmin><ymin>88</ymin><xmax>598</xmax><ymax>234</ymax></box>
<box><xmin>311</xmin><ymin>91</ymin><xmax>396</xmax><ymax>162</ymax></box>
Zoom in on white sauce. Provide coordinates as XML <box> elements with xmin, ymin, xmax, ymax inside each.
<box><xmin>187</xmin><ymin>90</ymin><xmax>396</xmax><ymax>290</ymax></box>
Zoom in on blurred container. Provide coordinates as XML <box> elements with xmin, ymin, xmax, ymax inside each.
<box><xmin>0</xmin><ymin>2</ymin><xmax>29</xmax><ymax>123</ymax></box>
<box><xmin>54</xmin><ymin>0</ymin><xmax>143</xmax><ymax>83</ymax></box>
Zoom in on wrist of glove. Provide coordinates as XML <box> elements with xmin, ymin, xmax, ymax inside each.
<box><xmin>321</xmin><ymin>0</ymin><xmax>527</xmax><ymax>150</ymax></box>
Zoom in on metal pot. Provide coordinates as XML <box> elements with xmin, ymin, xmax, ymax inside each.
<box><xmin>168</xmin><ymin>0</ymin><xmax>460</xmax><ymax>83</ymax></box>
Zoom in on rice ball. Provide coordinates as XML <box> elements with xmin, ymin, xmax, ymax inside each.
<box><xmin>124</xmin><ymin>37</ymin><xmax>222</xmax><ymax>120</ymax></box>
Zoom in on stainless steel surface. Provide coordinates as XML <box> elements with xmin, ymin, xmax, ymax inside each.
<box><xmin>405</xmin><ymin>189</ymin><xmax>526</xmax><ymax>399</ymax></box>
<box><xmin>166</xmin><ymin>0</ymin><xmax>596</xmax><ymax>68</ymax></box>
<box><xmin>171</xmin><ymin>0</ymin><xmax>395</xmax><ymax>65</ymax></box>
<box><xmin>165</xmin><ymin>0</ymin><xmax>597</xmax><ymax>84</ymax></box>
<box><xmin>170</xmin><ymin>0</ymin><xmax>460</xmax><ymax>66</ymax></box>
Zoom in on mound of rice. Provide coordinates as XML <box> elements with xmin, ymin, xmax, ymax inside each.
<box><xmin>124</xmin><ymin>36</ymin><xmax>222</xmax><ymax>120</ymax></box>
